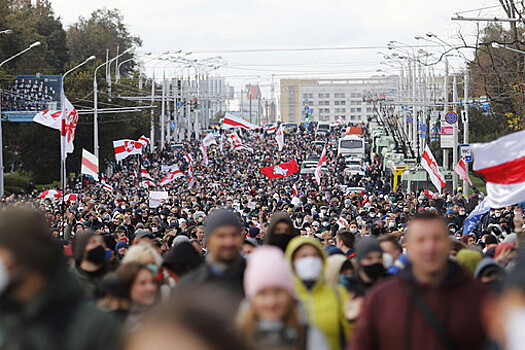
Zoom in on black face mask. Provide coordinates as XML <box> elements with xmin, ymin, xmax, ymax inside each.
<box><xmin>86</xmin><ymin>245</ymin><xmax>106</xmax><ymax>264</ymax></box>
<box><xmin>362</xmin><ymin>263</ymin><xmax>385</xmax><ymax>281</ymax></box>
<box><xmin>268</xmin><ymin>234</ymin><xmax>294</xmax><ymax>252</ymax></box>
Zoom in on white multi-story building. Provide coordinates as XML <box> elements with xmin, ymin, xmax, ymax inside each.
<box><xmin>280</xmin><ymin>76</ymin><xmax>399</xmax><ymax>124</ymax></box>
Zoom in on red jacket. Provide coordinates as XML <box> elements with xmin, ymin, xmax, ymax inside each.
<box><xmin>350</xmin><ymin>262</ymin><xmax>489</xmax><ymax>350</ymax></box>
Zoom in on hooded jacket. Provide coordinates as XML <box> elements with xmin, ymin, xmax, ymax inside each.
<box><xmin>350</xmin><ymin>261</ymin><xmax>489</xmax><ymax>350</ymax></box>
<box><xmin>285</xmin><ymin>237</ymin><xmax>350</xmax><ymax>350</ymax></box>
<box><xmin>265</xmin><ymin>212</ymin><xmax>299</xmax><ymax>242</ymax></box>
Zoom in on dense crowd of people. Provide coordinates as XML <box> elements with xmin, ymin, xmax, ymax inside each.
<box><xmin>0</xmin><ymin>123</ymin><xmax>524</xmax><ymax>350</ymax></box>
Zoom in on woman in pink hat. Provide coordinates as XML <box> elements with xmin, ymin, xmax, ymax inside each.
<box><xmin>236</xmin><ymin>245</ymin><xmax>328</xmax><ymax>350</ymax></box>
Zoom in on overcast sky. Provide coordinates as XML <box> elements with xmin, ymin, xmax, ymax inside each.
<box><xmin>50</xmin><ymin>0</ymin><xmax>504</xmax><ymax>91</ymax></box>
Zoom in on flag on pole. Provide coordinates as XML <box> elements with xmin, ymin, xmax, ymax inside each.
<box><xmin>259</xmin><ymin>160</ymin><xmax>299</xmax><ymax>179</ymax></box>
<box><xmin>472</xmin><ymin>129</ymin><xmax>525</xmax><ymax>208</ymax></box>
<box><xmin>200</xmin><ymin>143</ymin><xmax>209</xmax><ymax>166</ymax></box>
<box><xmin>113</xmin><ymin>139</ymin><xmax>143</xmax><ymax>161</ymax></box>
<box><xmin>60</xmin><ymin>95</ymin><xmax>79</xmax><ymax>159</ymax></box>
<box><xmin>275</xmin><ymin>124</ymin><xmax>285</xmax><ymax>151</ymax></box>
<box><xmin>161</xmin><ymin>164</ymin><xmax>179</xmax><ymax>173</ymax></box>
<box><xmin>421</xmin><ymin>145</ymin><xmax>446</xmax><ymax>192</ymax></box>
<box><xmin>202</xmin><ymin>133</ymin><xmax>217</xmax><ymax>147</ymax></box>
<box><xmin>315</xmin><ymin>146</ymin><xmax>327</xmax><ymax>186</ymax></box>
<box><xmin>292</xmin><ymin>183</ymin><xmax>298</xmax><ymax>197</ymax></box>
<box><xmin>138</xmin><ymin>135</ymin><xmax>151</xmax><ymax>147</ymax></box>
<box><xmin>266</xmin><ymin>123</ymin><xmax>277</xmax><ymax>134</ymax></box>
<box><xmin>331</xmin><ymin>116</ymin><xmax>345</xmax><ymax>127</ymax></box>
<box><xmin>188</xmin><ymin>164</ymin><xmax>195</xmax><ymax>189</ymax></box>
<box><xmin>141</xmin><ymin>180</ymin><xmax>156</xmax><ymax>188</ymax></box>
<box><xmin>81</xmin><ymin>149</ymin><xmax>99</xmax><ymax>181</ymax></box>
<box><xmin>184</xmin><ymin>154</ymin><xmax>194</xmax><ymax>163</ymax></box>
<box><xmin>222</xmin><ymin>114</ymin><xmax>259</xmax><ymax>130</ymax></box>
<box><xmin>454</xmin><ymin>157</ymin><xmax>473</xmax><ymax>186</ymax></box>
<box><xmin>33</xmin><ymin>109</ymin><xmax>62</xmax><ymax>130</ymax></box>
<box><xmin>158</xmin><ymin>167</ymin><xmax>184</xmax><ymax>186</ymax></box>
<box><xmin>234</xmin><ymin>143</ymin><xmax>254</xmax><ymax>153</ymax></box>
<box><xmin>141</xmin><ymin>166</ymin><xmax>154</xmax><ymax>180</ymax></box>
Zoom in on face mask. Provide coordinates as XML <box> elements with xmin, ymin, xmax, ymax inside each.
<box><xmin>369</xmin><ymin>213</ymin><xmax>376</xmax><ymax>218</ymax></box>
<box><xmin>382</xmin><ymin>253</ymin><xmax>394</xmax><ymax>269</ymax></box>
<box><xmin>321</xmin><ymin>210</ymin><xmax>327</xmax><ymax>215</ymax></box>
<box><xmin>350</xmin><ymin>228</ymin><xmax>358</xmax><ymax>234</ymax></box>
<box><xmin>449</xmin><ymin>254</ymin><xmax>457</xmax><ymax>261</ymax></box>
<box><xmin>495</xmin><ymin>213</ymin><xmax>501</xmax><ymax>218</ymax></box>
<box><xmin>418</xmin><ymin>200</ymin><xmax>423</xmax><ymax>204</ymax></box>
<box><xmin>388</xmin><ymin>222</ymin><xmax>395</xmax><ymax>228</ymax></box>
<box><xmin>86</xmin><ymin>245</ymin><xmax>106</xmax><ymax>264</ymax></box>
<box><xmin>151</xmin><ymin>227</ymin><xmax>158</xmax><ymax>233</ymax></box>
<box><xmin>450</xmin><ymin>228</ymin><xmax>456</xmax><ymax>233</ymax></box>
<box><xmin>504</xmin><ymin>308</ymin><xmax>525</xmax><ymax>350</ymax></box>
<box><xmin>296</xmin><ymin>218</ymin><xmax>303</xmax><ymax>224</ymax></box>
<box><xmin>361</xmin><ymin>263</ymin><xmax>385</xmax><ymax>280</ymax></box>
<box><xmin>459</xmin><ymin>211</ymin><xmax>465</xmax><ymax>216</ymax></box>
<box><xmin>268</xmin><ymin>234</ymin><xmax>294</xmax><ymax>252</ymax></box>
<box><xmin>322</xmin><ymin>222</ymin><xmax>329</xmax><ymax>227</ymax></box>
<box><xmin>294</xmin><ymin>257</ymin><xmax>323</xmax><ymax>282</ymax></box>
<box><xmin>339</xmin><ymin>275</ymin><xmax>351</xmax><ymax>288</ymax></box>
<box><xmin>345</xmin><ymin>204</ymin><xmax>351</xmax><ymax>208</ymax></box>
<box><xmin>197</xmin><ymin>217</ymin><xmax>203</xmax><ymax>223</ymax></box>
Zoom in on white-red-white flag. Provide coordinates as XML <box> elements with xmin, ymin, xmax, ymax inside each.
<box><xmin>138</xmin><ymin>135</ymin><xmax>151</xmax><ymax>147</ymax></box>
<box><xmin>222</xmin><ymin>114</ymin><xmax>259</xmax><ymax>130</ymax></box>
<box><xmin>275</xmin><ymin>124</ymin><xmax>285</xmax><ymax>151</ymax></box>
<box><xmin>200</xmin><ymin>143</ymin><xmax>209</xmax><ymax>166</ymax></box>
<box><xmin>472</xmin><ymin>129</ymin><xmax>525</xmax><ymax>207</ymax></box>
<box><xmin>113</xmin><ymin>139</ymin><xmax>143</xmax><ymax>161</ymax></box>
<box><xmin>332</xmin><ymin>116</ymin><xmax>345</xmax><ymax>126</ymax></box>
<box><xmin>158</xmin><ymin>167</ymin><xmax>184</xmax><ymax>186</ymax></box>
<box><xmin>234</xmin><ymin>143</ymin><xmax>254</xmax><ymax>153</ymax></box>
<box><xmin>141</xmin><ymin>166</ymin><xmax>154</xmax><ymax>180</ymax></box>
<box><xmin>60</xmin><ymin>96</ymin><xmax>79</xmax><ymax>159</ymax></box>
<box><xmin>184</xmin><ymin>154</ymin><xmax>194</xmax><ymax>163</ymax></box>
<box><xmin>64</xmin><ymin>193</ymin><xmax>78</xmax><ymax>202</ymax></box>
<box><xmin>202</xmin><ymin>133</ymin><xmax>217</xmax><ymax>147</ymax></box>
<box><xmin>421</xmin><ymin>145</ymin><xmax>446</xmax><ymax>193</ymax></box>
<box><xmin>33</xmin><ymin>109</ymin><xmax>62</xmax><ymax>130</ymax></box>
<box><xmin>188</xmin><ymin>164</ymin><xmax>195</xmax><ymax>189</ymax></box>
<box><xmin>454</xmin><ymin>157</ymin><xmax>473</xmax><ymax>186</ymax></box>
<box><xmin>81</xmin><ymin>149</ymin><xmax>99</xmax><ymax>181</ymax></box>
<box><xmin>292</xmin><ymin>183</ymin><xmax>298</xmax><ymax>197</ymax></box>
<box><xmin>315</xmin><ymin>146</ymin><xmax>327</xmax><ymax>186</ymax></box>
<box><xmin>266</xmin><ymin>123</ymin><xmax>277</xmax><ymax>134</ymax></box>
<box><xmin>141</xmin><ymin>180</ymin><xmax>156</xmax><ymax>188</ymax></box>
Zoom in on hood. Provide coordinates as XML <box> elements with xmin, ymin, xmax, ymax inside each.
<box><xmin>285</xmin><ymin>236</ymin><xmax>327</xmax><ymax>289</ymax></box>
<box><xmin>264</xmin><ymin>212</ymin><xmax>298</xmax><ymax>244</ymax></box>
<box><xmin>325</xmin><ymin>254</ymin><xmax>349</xmax><ymax>286</ymax></box>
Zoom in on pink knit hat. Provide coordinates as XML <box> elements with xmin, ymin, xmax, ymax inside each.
<box><xmin>244</xmin><ymin>246</ymin><xmax>295</xmax><ymax>299</ymax></box>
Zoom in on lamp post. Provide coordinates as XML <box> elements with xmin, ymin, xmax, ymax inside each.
<box><xmin>93</xmin><ymin>47</ymin><xmax>133</xmax><ymax>159</ymax></box>
<box><xmin>0</xmin><ymin>40</ymin><xmax>41</xmax><ymax>198</ymax></box>
<box><xmin>60</xmin><ymin>55</ymin><xmax>96</xmax><ymax>190</ymax></box>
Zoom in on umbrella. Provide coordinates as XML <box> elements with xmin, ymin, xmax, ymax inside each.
<box><xmin>38</xmin><ymin>189</ymin><xmax>63</xmax><ymax>199</ymax></box>
<box><xmin>64</xmin><ymin>193</ymin><xmax>78</xmax><ymax>202</ymax></box>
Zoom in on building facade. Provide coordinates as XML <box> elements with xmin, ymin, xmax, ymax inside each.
<box><xmin>280</xmin><ymin>77</ymin><xmax>399</xmax><ymax>124</ymax></box>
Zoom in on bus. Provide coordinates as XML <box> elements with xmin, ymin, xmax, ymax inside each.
<box><xmin>338</xmin><ymin>134</ymin><xmax>365</xmax><ymax>158</ymax></box>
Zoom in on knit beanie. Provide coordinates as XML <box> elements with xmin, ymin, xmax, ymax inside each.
<box><xmin>355</xmin><ymin>236</ymin><xmax>382</xmax><ymax>262</ymax></box>
<box><xmin>244</xmin><ymin>246</ymin><xmax>294</xmax><ymax>299</ymax></box>
<box><xmin>456</xmin><ymin>249</ymin><xmax>483</xmax><ymax>276</ymax></box>
<box><xmin>204</xmin><ymin>209</ymin><xmax>241</xmax><ymax>239</ymax></box>
<box><xmin>71</xmin><ymin>229</ymin><xmax>96</xmax><ymax>262</ymax></box>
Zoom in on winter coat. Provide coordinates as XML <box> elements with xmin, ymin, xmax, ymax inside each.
<box><xmin>350</xmin><ymin>261</ymin><xmax>490</xmax><ymax>350</ymax></box>
<box><xmin>285</xmin><ymin>237</ymin><xmax>350</xmax><ymax>350</ymax></box>
<box><xmin>0</xmin><ymin>266</ymin><xmax>120</xmax><ymax>350</ymax></box>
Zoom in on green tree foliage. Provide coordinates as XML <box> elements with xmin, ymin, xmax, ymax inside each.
<box><xmin>1</xmin><ymin>2</ymin><xmax>151</xmax><ymax>184</ymax></box>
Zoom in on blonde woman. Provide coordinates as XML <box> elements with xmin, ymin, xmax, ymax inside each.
<box><xmin>237</xmin><ymin>246</ymin><xmax>328</xmax><ymax>350</ymax></box>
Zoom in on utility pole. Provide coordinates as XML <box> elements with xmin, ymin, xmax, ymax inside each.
<box><xmin>161</xmin><ymin>73</ymin><xmax>166</xmax><ymax>149</ymax></box>
<box><xmin>452</xmin><ymin>75</ymin><xmax>458</xmax><ymax>190</ymax></box>
<box><xmin>443</xmin><ymin>56</ymin><xmax>449</xmax><ymax>169</ymax></box>
<box><xmin>150</xmin><ymin>73</ymin><xmax>155</xmax><ymax>149</ymax></box>
<box><xmin>463</xmin><ymin>63</ymin><xmax>470</xmax><ymax>196</ymax></box>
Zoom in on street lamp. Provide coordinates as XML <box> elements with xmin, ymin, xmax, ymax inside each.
<box><xmin>0</xmin><ymin>30</ymin><xmax>12</xmax><ymax>35</ymax></box>
<box><xmin>93</xmin><ymin>47</ymin><xmax>133</xmax><ymax>159</ymax></box>
<box><xmin>0</xmin><ymin>40</ymin><xmax>41</xmax><ymax>198</ymax></box>
<box><xmin>60</xmin><ymin>55</ymin><xmax>96</xmax><ymax>190</ymax></box>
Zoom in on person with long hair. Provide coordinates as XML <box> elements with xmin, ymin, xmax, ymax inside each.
<box><xmin>236</xmin><ymin>246</ymin><xmax>328</xmax><ymax>350</ymax></box>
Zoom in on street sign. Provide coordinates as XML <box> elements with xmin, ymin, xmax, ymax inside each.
<box><xmin>441</xmin><ymin>126</ymin><xmax>453</xmax><ymax>135</ymax></box>
<box><xmin>420</xmin><ymin>124</ymin><xmax>427</xmax><ymax>132</ymax></box>
<box><xmin>177</xmin><ymin>101</ymin><xmax>184</xmax><ymax>108</ymax></box>
<box><xmin>407</xmin><ymin>116</ymin><xmax>413</xmax><ymax>123</ymax></box>
<box><xmin>460</xmin><ymin>144</ymin><xmax>472</xmax><ymax>162</ymax></box>
<box><xmin>445</xmin><ymin>111</ymin><xmax>458</xmax><ymax>125</ymax></box>
<box><xmin>304</xmin><ymin>106</ymin><xmax>310</xmax><ymax>111</ymax></box>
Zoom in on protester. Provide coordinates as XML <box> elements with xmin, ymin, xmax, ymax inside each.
<box><xmin>237</xmin><ymin>246</ymin><xmax>329</xmax><ymax>349</ymax></box>
<box><xmin>265</xmin><ymin>212</ymin><xmax>299</xmax><ymax>252</ymax></box>
<box><xmin>285</xmin><ymin>236</ymin><xmax>349</xmax><ymax>350</ymax></box>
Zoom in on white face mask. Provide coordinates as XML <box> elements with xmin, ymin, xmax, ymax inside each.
<box><xmin>388</xmin><ymin>222</ymin><xmax>395</xmax><ymax>228</ymax></box>
<box><xmin>383</xmin><ymin>253</ymin><xmax>394</xmax><ymax>269</ymax></box>
<box><xmin>505</xmin><ymin>308</ymin><xmax>525</xmax><ymax>350</ymax></box>
<box><xmin>294</xmin><ymin>257</ymin><xmax>323</xmax><ymax>281</ymax></box>
<box><xmin>350</xmin><ymin>227</ymin><xmax>358</xmax><ymax>234</ymax></box>
<box><xmin>0</xmin><ymin>260</ymin><xmax>9</xmax><ymax>295</ymax></box>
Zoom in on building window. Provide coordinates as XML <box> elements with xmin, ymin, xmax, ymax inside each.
<box><xmin>350</xmin><ymin>108</ymin><xmax>355</xmax><ymax>113</ymax></box>
<box><xmin>318</xmin><ymin>93</ymin><xmax>323</xmax><ymax>98</ymax></box>
<box><xmin>325</xmin><ymin>108</ymin><xmax>330</xmax><ymax>113</ymax></box>
<box><xmin>350</xmin><ymin>115</ymin><xmax>355</xmax><ymax>120</ymax></box>
<box><xmin>335</xmin><ymin>108</ymin><xmax>340</xmax><ymax>113</ymax></box>
<box><xmin>334</xmin><ymin>101</ymin><xmax>340</xmax><ymax>105</ymax></box>
<box><xmin>340</xmin><ymin>101</ymin><xmax>346</xmax><ymax>105</ymax></box>
<box><xmin>356</xmin><ymin>93</ymin><xmax>362</xmax><ymax>98</ymax></box>
<box><xmin>341</xmin><ymin>108</ymin><xmax>346</xmax><ymax>113</ymax></box>
<box><xmin>340</xmin><ymin>93</ymin><xmax>345</xmax><ymax>98</ymax></box>
<box><xmin>356</xmin><ymin>108</ymin><xmax>362</xmax><ymax>112</ymax></box>
<box><xmin>308</xmin><ymin>93</ymin><xmax>313</xmax><ymax>98</ymax></box>
<box><xmin>325</xmin><ymin>93</ymin><xmax>330</xmax><ymax>98</ymax></box>
<box><xmin>334</xmin><ymin>93</ymin><xmax>339</xmax><ymax>98</ymax></box>
<box><xmin>351</xmin><ymin>93</ymin><xmax>356</xmax><ymax>98</ymax></box>
<box><xmin>367</xmin><ymin>107</ymin><xmax>372</xmax><ymax>112</ymax></box>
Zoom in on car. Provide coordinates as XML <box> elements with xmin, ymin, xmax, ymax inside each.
<box><xmin>300</xmin><ymin>156</ymin><xmax>328</xmax><ymax>175</ymax></box>
<box><xmin>343</xmin><ymin>186</ymin><xmax>366</xmax><ymax>195</ymax></box>
<box><xmin>344</xmin><ymin>157</ymin><xmax>362</xmax><ymax>167</ymax></box>
<box><xmin>343</xmin><ymin>165</ymin><xmax>365</xmax><ymax>177</ymax></box>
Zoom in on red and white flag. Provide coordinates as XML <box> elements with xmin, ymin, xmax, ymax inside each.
<box><xmin>33</xmin><ymin>109</ymin><xmax>62</xmax><ymax>130</ymax></box>
<box><xmin>332</xmin><ymin>116</ymin><xmax>345</xmax><ymax>126</ymax></box>
<box><xmin>275</xmin><ymin>124</ymin><xmax>285</xmax><ymax>151</ymax></box>
<box><xmin>60</xmin><ymin>96</ymin><xmax>79</xmax><ymax>159</ymax></box>
<box><xmin>472</xmin><ymin>129</ymin><xmax>525</xmax><ymax>207</ymax></box>
<box><xmin>202</xmin><ymin>133</ymin><xmax>217</xmax><ymax>147</ymax></box>
<box><xmin>138</xmin><ymin>135</ymin><xmax>151</xmax><ymax>147</ymax></box>
<box><xmin>39</xmin><ymin>189</ymin><xmax>63</xmax><ymax>199</ymax></box>
<box><xmin>227</xmin><ymin>132</ymin><xmax>242</xmax><ymax>147</ymax></box>
<box><xmin>113</xmin><ymin>139</ymin><xmax>143</xmax><ymax>161</ymax></box>
<box><xmin>266</xmin><ymin>123</ymin><xmax>277</xmax><ymax>134</ymax></box>
<box><xmin>64</xmin><ymin>193</ymin><xmax>78</xmax><ymax>202</ymax></box>
<box><xmin>158</xmin><ymin>167</ymin><xmax>184</xmax><ymax>186</ymax></box>
<box><xmin>337</xmin><ymin>217</ymin><xmax>348</xmax><ymax>229</ymax></box>
<box><xmin>141</xmin><ymin>166</ymin><xmax>154</xmax><ymax>180</ymax></box>
<box><xmin>292</xmin><ymin>183</ymin><xmax>298</xmax><ymax>197</ymax></box>
<box><xmin>234</xmin><ymin>143</ymin><xmax>254</xmax><ymax>153</ymax></box>
<box><xmin>200</xmin><ymin>143</ymin><xmax>209</xmax><ymax>166</ymax></box>
<box><xmin>102</xmin><ymin>183</ymin><xmax>114</xmax><ymax>192</ymax></box>
<box><xmin>259</xmin><ymin>159</ymin><xmax>299</xmax><ymax>179</ymax></box>
<box><xmin>421</xmin><ymin>145</ymin><xmax>446</xmax><ymax>193</ymax></box>
<box><xmin>454</xmin><ymin>157</ymin><xmax>473</xmax><ymax>186</ymax></box>
<box><xmin>222</xmin><ymin>114</ymin><xmax>259</xmax><ymax>130</ymax></box>
<box><xmin>81</xmin><ymin>149</ymin><xmax>99</xmax><ymax>181</ymax></box>
<box><xmin>315</xmin><ymin>146</ymin><xmax>327</xmax><ymax>186</ymax></box>
<box><xmin>141</xmin><ymin>180</ymin><xmax>156</xmax><ymax>188</ymax></box>
<box><xmin>184</xmin><ymin>154</ymin><xmax>194</xmax><ymax>163</ymax></box>
<box><xmin>188</xmin><ymin>164</ymin><xmax>195</xmax><ymax>189</ymax></box>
